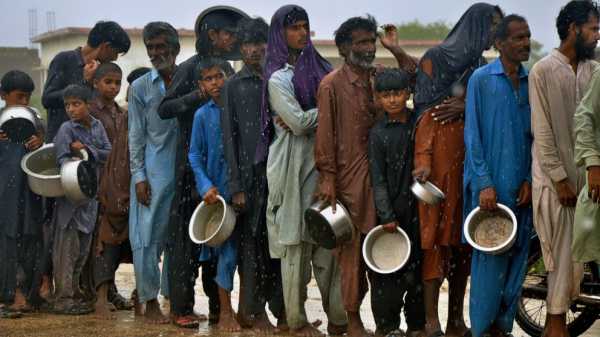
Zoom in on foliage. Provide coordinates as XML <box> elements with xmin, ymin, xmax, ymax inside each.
<box><xmin>396</xmin><ymin>20</ymin><xmax>452</xmax><ymax>40</ymax></box>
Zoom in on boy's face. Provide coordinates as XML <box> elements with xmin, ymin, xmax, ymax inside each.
<box><xmin>198</xmin><ymin>66</ymin><xmax>226</xmax><ymax>100</ymax></box>
<box><xmin>377</xmin><ymin>89</ymin><xmax>409</xmax><ymax>115</ymax></box>
<box><xmin>64</xmin><ymin>97</ymin><xmax>90</xmax><ymax>123</ymax></box>
<box><xmin>208</xmin><ymin>29</ymin><xmax>237</xmax><ymax>53</ymax></box>
<box><xmin>97</xmin><ymin>42</ymin><xmax>119</xmax><ymax>63</ymax></box>
<box><xmin>285</xmin><ymin>20</ymin><xmax>309</xmax><ymax>51</ymax></box>
<box><xmin>241</xmin><ymin>42</ymin><xmax>266</xmax><ymax>68</ymax></box>
<box><xmin>0</xmin><ymin>89</ymin><xmax>32</xmax><ymax>107</ymax></box>
<box><xmin>94</xmin><ymin>71</ymin><xmax>122</xmax><ymax>102</ymax></box>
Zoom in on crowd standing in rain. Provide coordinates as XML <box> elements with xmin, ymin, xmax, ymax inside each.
<box><xmin>1</xmin><ymin>2</ymin><xmax>600</xmax><ymax>337</ymax></box>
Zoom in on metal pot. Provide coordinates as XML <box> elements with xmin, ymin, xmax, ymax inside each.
<box><xmin>305</xmin><ymin>200</ymin><xmax>354</xmax><ymax>249</ymax></box>
<box><xmin>463</xmin><ymin>203</ymin><xmax>517</xmax><ymax>255</ymax></box>
<box><xmin>188</xmin><ymin>195</ymin><xmax>237</xmax><ymax>247</ymax></box>
<box><xmin>411</xmin><ymin>180</ymin><xmax>445</xmax><ymax>205</ymax></box>
<box><xmin>60</xmin><ymin>157</ymin><xmax>97</xmax><ymax>205</ymax></box>
<box><xmin>0</xmin><ymin>106</ymin><xmax>43</xmax><ymax>143</ymax></box>
<box><xmin>363</xmin><ymin>225</ymin><xmax>412</xmax><ymax>274</ymax></box>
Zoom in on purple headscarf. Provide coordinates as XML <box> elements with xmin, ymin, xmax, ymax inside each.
<box><xmin>255</xmin><ymin>4</ymin><xmax>332</xmax><ymax>163</ymax></box>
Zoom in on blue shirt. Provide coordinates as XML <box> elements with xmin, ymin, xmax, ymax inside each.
<box><xmin>188</xmin><ymin>99</ymin><xmax>230</xmax><ymax>202</ymax></box>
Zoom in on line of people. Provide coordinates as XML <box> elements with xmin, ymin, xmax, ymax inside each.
<box><xmin>1</xmin><ymin>2</ymin><xmax>600</xmax><ymax>337</ymax></box>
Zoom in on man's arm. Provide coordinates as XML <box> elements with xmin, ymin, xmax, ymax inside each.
<box><xmin>42</xmin><ymin>56</ymin><xmax>66</xmax><ymax>109</ymax></box>
<box><xmin>575</xmin><ymin>70</ymin><xmax>600</xmax><ymax>169</ymax></box>
<box><xmin>267</xmin><ymin>75</ymin><xmax>318</xmax><ymax>136</ymax></box>
<box><xmin>158</xmin><ymin>60</ymin><xmax>207</xmax><ymax>120</ymax></box>
<box><xmin>379</xmin><ymin>25</ymin><xmax>417</xmax><ymax>77</ymax></box>
<box><xmin>220</xmin><ymin>80</ymin><xmax>243</xmax><ymax>196</ymax></box>
<box><xmin>127</xmin><ymin>82</ymin><xmax>148</xmax><ymax>185</ymax></box>
<box><xmin>413</xmin><ymin>113</ymin><xmax>435</xmax><ymax>182</ymax></box>
<box><xmin>315</xmin><ymin>82</ymin><xmax>337</xmax><ymax>205</ymax></box>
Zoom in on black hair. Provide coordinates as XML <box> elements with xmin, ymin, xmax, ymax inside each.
<box><xmin>237</xmin><ymin>17</ymin><xmax>269</xmax><ymax>44</ymax></box>
<box><xmin>374</xmin><ymin>68</ymin><xmax>411</xmax><ymax>93</ymax></box>
<box><xmin>143</xmin><ymin>21</ymin><xmax>180</xmax><ymax>54</ymax></box>
<box><xmin>194</xmin><ymin>57</ymin><xmax>228</xmax><ymax>81</ymax></box>
<box><xmin>0</xmin><ymin>70</ymin><xmax>34</xmax><ymax>94</ymax></box>
<box><xmin>93</xmin><ymin>62</ymin><xmax>122</xmax><ymax>81</ymax></box>
<box><xmin>127</xmin><ymin>67</ymin><xmax>151</xmax><ymax>84</ymax></box>
<box><xmin>557</xmin><ymin>0</ymin><xmax>600</xmax><ymax>41</ymax></box>
<box><xmin>63</xmin><ymin>84</ymin><xmax>92</xmax><ymax>102</ymax></box>
<box><xmin>494</xmin><ymin>14</ymin><xmax>528</xmax><ymax>42</ymax></box>
<box><xmin>87</xmin><ymin>21</ymin><xmax>131</xmax><ymax>54</ymax></box>
<box><xmin>334</xmin><ymin>15</ymin><xmax>378</xmax><ymax>48</ymax></box>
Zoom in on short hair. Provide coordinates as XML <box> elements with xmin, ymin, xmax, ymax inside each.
<box><xmin>237</xmin><ymin>17</ymin><xmax>269</xmax><ymax>44</ymax></box>
<box><xmin>87</xmin><ymin>21</ymin><xmax>131</xmax><ymax>54</ymax></box>
<box><xmin>143</xmin><ymin>21</ymin><xmax>180</xmax><ymax>54</ymax></box>
<box><xmin>126</xmin><ymin>67</ymin><xmax>151</xmax><ymax>84</ymax></box>
<box><xmin>494</xmin><ymin>14</ymin><xmax>528</xmax><ymax>42</ymax></box>
<box><xmin>334</xmin><ymin>15</ymin><xmax>378</xmax><ymax>48</ymax></box>
<box><xmin>194</xmin><ymin>57</ymin><xmax>228</xmax><ymax>81</ymax></box>
<box><xmin>556</xmin><ymin>0</ymin><xmax>600</xmax><ymax>41</ymax></box>
<box><xmin>93</xmin><ymin>62</ymin><xmax>122</xmax><ymax>81</ymax></box>
<box><xmin>374</xmin><ymin>68</ymin><xmax>411</xmax><ymax>93</ymax></box>
<box><xmin>0</xmin><ymin>70</ymin><xmax>35</xmax><ymax>94</ymax></box>
<box><xmin>63</xmin><ymin>84</ymin><xmax>92</xmax><ymax>102</ymax></box>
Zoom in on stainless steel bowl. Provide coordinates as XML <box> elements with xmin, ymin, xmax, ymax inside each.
<box><xmin>305</xmin><ymin>200</ymin><xmax>354</xmax><ymax>249</ymax></box>
<box><xmin>60</xmin><ymin>158</ymin><xmax>96</xmax><ymax>205</ymax></box>
<box><xmin>0</xmin><ymin>106</ymin><xmax>43</xmax><ymax>143</ymax></box>
<box><xmin>411</xmin><ymin>180</ymin><xmax>445</xmax><ymax>205</ymax></box>
<box><xmin>363</xmin><ymin>225</ymin><xmax>412</xmax><ymax>274</ymax></box>
<box><xmin>463</xmin><ymin>203</ymin><xmax>517</xmax><ymax>255</ymax></box>
<box><xmin>189</xmin><ymin>195</ymin><xmax>237</xmax><ymax>247</ymax></box>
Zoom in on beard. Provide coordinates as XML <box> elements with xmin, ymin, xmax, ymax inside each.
<box><xmin>348</xmin><ymin>50</ymin><xmax>375</xmax><ymax>69</ymax></box>
<box><xmin>153</xmin><ymin>54</ymin><xmax>175</xmax><ymax>71</ymax></box>
<box><xmin>575</xmin><ymin>32</ymin><xmax>597</xmax><ymax>61</ymax></box>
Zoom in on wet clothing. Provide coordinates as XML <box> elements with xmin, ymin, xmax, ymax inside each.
<box><xmin>0</xmin><ymin>233</ymin><xmax>42</xmax><ymax>306</ymax></box>
<box><xmin>41</xmin><ymin>47</ymin><xmax>87</xmax><ymax>141</ymax></box>
<box><xmin>574</xmin><ymin>66</ymin><xmax>600</xmax><ymax>263</ymax></box>
<box><xmin>530</xmin><ymin>50</ymin><xmax>596</xmax><ymax>313</ymax></box>
<box><xmin>94</xmin><ymin>241</ymin><xmax>131</xmax><ymax>288</ymax></box>
<box><xmin>221</xmin><ymin>65</ymin><xmax>285</xmax><ymax>319</ymax></box>
<box><xmin>464</xmin><ymin>59</ymin><xmax>533</xmax><ymax>337</ymax></box>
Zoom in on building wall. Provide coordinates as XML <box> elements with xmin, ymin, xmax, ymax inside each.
<box><xmin>0</xmin><ymin>47</ymin><xmax>42</xmax><ymax>96</ymax></box>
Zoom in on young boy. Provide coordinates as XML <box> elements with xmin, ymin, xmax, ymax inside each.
<box><xmin>0</xmin><ymin>70</ymin><xmax>44</xmax><ymax>319</ymax></box>
<box><xmin>89</xmin><ymin>62</ymin><xmax>133</xmax><ymax>318</ymax></box>
<box><xmin>367</xmin><ymin>69</ymin><xmax>426</xmax><ymax>337</ymax></box>
<box><xmin>52</xmin><ymin>84</ymin><xmax>111</xmax><ymax>315</ymax></box>
<box><xmin>188</xmin><ymin>58</ymin><xmax>240</xmax><ymax>332</ymax></box>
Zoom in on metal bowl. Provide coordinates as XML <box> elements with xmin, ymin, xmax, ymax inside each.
<box><xmin>60</xmin><ymin>158</ymin><xmax>97</xmax><ymax>205</ymax></box>
<box><xmin>0</xmin><ymin>106</ymin><xmax>43</xmax><ymax>143</ymax></box>
<box><xmin>189</xmin><ymin>195</ymin><xmax>237</xmax><ymax>247</ymax></box>
<box><xmin>362</xmin><ymin>225</ymin><xmax>412</xmax><ymax>274</ymax></box>
<box><xmin>463</xmin><ymin>203</ymin><xmax>517</xmax><ymax>255</ymax></box>
<box><xmin>305</xmin><ymin>200</ymin><xmax>354</xmax><ymax>249</ymax></box>
<box><xmin>411</xmin><ymin>180</ymin><xmax>445</xmax><ymax>205</ymax></box>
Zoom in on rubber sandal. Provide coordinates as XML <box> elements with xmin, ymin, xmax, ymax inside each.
<box><xmin>0</xmin><ymin>307</ymin><xmax>22</xmax><ymax>319</ymax></box>
<box><xmin>173</xmin><ymin>315</ymin><xmax>200</xmax><ymax>329</ymax></box>
<box><xmin>111</xmin><ymin>293</ymin><xmax>134</xmax><ymax>310</ymax></box>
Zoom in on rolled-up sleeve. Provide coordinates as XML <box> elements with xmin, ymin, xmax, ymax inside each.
<box><xmin>575</xmin><ymin>70</ymin><xmax>600</xmax><ymax>169</ymax></box>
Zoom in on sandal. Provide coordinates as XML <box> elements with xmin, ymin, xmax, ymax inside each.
<box><xmin>51</xmin><ymin>303</ymin><xmax>93</xmax><ymax>315</ymax></box>
<box><xmin>172</xmin><ymin>315</ymin><xmax>200</xmax><ymax>329</ymax></box>
<box><xmin>110</xmin><ymin>292</ymin><xmax>134</xmax><ymax>310</ymax></box>
<box><xmin>0</xmin><ymin>306</ymin><xmax>22</xmax><ymax>319</ymax></box>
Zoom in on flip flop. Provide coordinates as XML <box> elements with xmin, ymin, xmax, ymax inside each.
<box><xmin>172</xmin><ymin>315</ymin><xmax>200</xmax><ymax>329</ymax></box>
<box><xmin>111</xmin><ymin>293</ymin><xmax>134</xmax><ymax>310</ymax></box>
<box><xmin>0</xmin><ymin>307</ymin><xmax>23</xmax><ymax>319</ymax></box>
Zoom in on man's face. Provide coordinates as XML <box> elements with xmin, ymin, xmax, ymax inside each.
<box><xmin>94</xmin><ymin>71</ymin><xmax>122</xmax><ymax>102</ymax></box>
<box><xmin>377</xmin><ymin>89</ymin><xmax>409</xmax><ymax>115</ymax></box>
<box><xmin>285</xmin><ymin>20</ymin><xmax>309</xmax><ymax>51</ymax></box>
<box><xmin>209</xmin><ymin>29</ymin><xmax>237</xmax><ymax>53</ymax></box>
<box><xmin>487</xmin><ymin>11</ymin><xmax>504</xmax><ymax>50</ymax></box>
<box><xmin>146</xmin><ymin>35</ymin><xmax>177</xmax><ymax>70</ymax></box>
<box><xmin>64</xmin><ymin>97</ymin><xmax>90</xmax><ymax>123</ymax></box>
<box><xmin>574</xmin><ymin>14</ymin><xmax>600</xmax><ymax>61</ymax></box>
<box><xmin>0</xmin><ymin>89</ymin><xmax>32</xmax><ymax>107</ymax></box>
<box><xmin>497</xmin><ymin>21</ymin><xmax>531</xmax><ymax>63</ymax></box>
<box><xmin>198</xmin><ymin>66</ymin><xmax>226</xmax><ymax>100</ymax></box>
<box><xmin>347</xmin><ymin>29</ymin><xmax>377</xmax><ymax>69</ymax></box>
<box><xmin>241</xmin><ymin>42</ymin><xmax>267</xmax><ymax>68</ymax></box>
<box><xmin>97</xmin><ymin>42</ymin><xmax>119</xmax><ymax>63</ymax></box>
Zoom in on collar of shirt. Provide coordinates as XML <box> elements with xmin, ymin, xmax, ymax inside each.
<box><xmin>489</xmin><ymin>58</ymin><xmax>528</xmax><ymax>79</ymax></box>
<box><xmin>238</xmin><ymin>65</ymin><xmax>261</xmax><ymax>79</ymax></box>
<box><xmin>342</xmin><ymin>63</ymin><xmax>371</xmax><ymax>86</ymax></box>
<box><xmin>69</xmin><ymin>116</ymin><xmax>101</xmax><ymax>130</ymax></box>
<box><xmin>383</xmin><ymin>110</ymin><xmax>413</xmax><ymax>126</ymax></box>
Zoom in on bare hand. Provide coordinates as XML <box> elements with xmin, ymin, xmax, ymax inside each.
<box><xmin>273</xmin><ymin>116</ymin><xmax>291</xmax><ymax>132</ymax></box>
<box><xmin>317</xmin><ymin>178</ymin><xmax>337</xmax><ymax>212</ymax></box>
<box><xmin>232</xmin><ymin>191</ymin><xmax>246</xmax><ymax>210</ymax></box>
<box><xmin>588</xmin><ymin>166</ymin><xmax>600</xmax><ymax>203</ymax></box>
<box><xmin>479</xmin><ymin>187</ymin><xmax>497</xmax><ymax>211</ymax></box>
<box><xmin>382</xmin><ymin>221</ymin><xmax>399</xmax><ymax>233</ymax></box>
<box><xmin>555</xmin><ymin>179</ymin><xmax>577</xmax><ymax>207</ymax></box>
<box><xmin>379</xmin><ymin>24</ymin><xmax>399</xmax><ymax>51</ymax></box>
<box><xmin>25</xmin><ymin>134</ymin><xmax>43</xmax><ymax>150</ymax></box>
<box><xmin>135</xmin><ymin>181</ymin><xmax>152</xmax><ymax>206</ymax></box>
<box><xmin>516</xmin><ymin>181</ymin><xmax>532</xmax><ymax>207</ymax></box>
<box><xmin>0</xmin><ymin>131</ymin><xmax>8</xmax><ymax>141</ymax></box>
<box><xmin>203</xmin><ymin>187</ymin><xmax>219</xmax><ymax>205</ymax></box>
<box><xmin>412</xmin><ymin>166</ymin><xmax>431</xmax><ymax>183</ymax></box>
<box><xmin>70</xmin><ymin>140</ymin><xmax>85</xmax><ymax>152</ymax></box>
<box><xmin>431</xmin><ymin>97</ymin><xmax>465</xmax><ymax>124</ymax></box>
<box><xmin>83</xmin><ymin>61</ymin><xmax>99</xmax><ymax>83</ymax></box>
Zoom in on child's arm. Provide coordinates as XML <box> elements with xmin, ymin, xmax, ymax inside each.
<box><xmin>368</xmin><ymin>130</ymin><xmax>397</xmax><ymax>228</ymax></box>
<box><xmin>84</xmin><ymin>125</ymin><xmax>112</xmax><ymax>165</ymax></box>
<box><xmin>188</xmin><ymin>110</ymin><xmax>216</xmax><ymax>203</ymax></box>
<box><xmin>53</xmin><ymin>124</ymin><xmax>75</xmax><ymax>166</ymax></box>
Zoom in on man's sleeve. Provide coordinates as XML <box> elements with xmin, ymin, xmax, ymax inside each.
<box><xmin>158</xmin><ymin>62</ymin><xmax>206</xmax><ymax>120</ymax></box>
<box><xmin>42</xmin><ymin>56</ymin><xmax>65</xmax><ymax>109</ymax></box>
<box><xmin>314</xmin><ymin>82</ymin><xmax>337</xmax><ymax>184</ymax></box>
<box><xmin>368</xmin><ymin>129</ymin><xmax>396</xmax><ymax>224</ymax></box>
<box><xmin>575</xmin><ymin>70</ymin><xmax>600</xmax><ymax>169</ymax></box>
<box><xmin>128</xmin><ymin>82</ymin><xmax>147</xmax><ymax>184</ymax></box>
<box><xmin>268</xmin><ymin>76</ymin><xmax>318</xmax><ymax>135</ymax></box>
<box><xmin>221</xmin><ymin>80</ymin><xmax>243</xmax><ymax>195</ymax></box>
<box><xmin>414</xmin><ymin>112</ymin><xmax>435</xmax><ymax>171</ymax></box>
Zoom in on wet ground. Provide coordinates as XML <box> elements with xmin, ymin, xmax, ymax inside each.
<box><xmin>1</xmin><ymin>264</ymin><xmax>598</xmax><ymax>337</ymax></box>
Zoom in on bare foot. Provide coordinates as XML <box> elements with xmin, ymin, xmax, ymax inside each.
<box><xmin>328</xmin><ymin>322</ymin><xmax>348</xmax><ymax>336</ymax></box>
<box><xmin>93</xmin><ymin>302</ymin><xmax>116</xmax><ymax>320</ymax></box>
<box><xmin>348</xmin><ymin>313</ymin><xmax>373</xmax><ymax>337</ymax></box>
<box><xmin>9</xmin><ymin>289</ymin><xmax>27</xmax><ymax>311</ymax></box>
<box><xmin>216</xmin><ymin>312</ymin><xmax>242</xmax><ymax>332</ymax></box>
<box><xmin>144</xmin><ymin>299</ymin><xmax>169</xmax><ymax>324</ymax></box>
<box><xmin>39</xmin><ymin>275</ymin><xmax>51</xmax><ymax>300</ymax></box>
<box><xmin>407</xmin><ymin>329</ymin><xmax>427</xmax><ymax>337</ymax></box>
<box><xmin>445</xmin><ymin>323</ymin><xmax>469</xmax><ymax>337</ymax></box>
<box><xmin>252</xmin><ymin>313</ymin><xmax>278</xmax><ymax>334</ymax></box>
<box><xmin>236</xmin><ymin>312</ymin><xmax>254</xmax><ymax>329</ymax></box>
<box><xmin>292</xmin><ymin>324</ymin><xmax>325</xmax><ymax>337</ymax></box>
<box><xmin>277</xmin><ymin>319</ymin><xmax>289</xmax><ymax>332</ymax></box>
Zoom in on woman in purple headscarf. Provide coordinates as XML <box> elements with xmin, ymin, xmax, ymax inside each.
<box><xmin>262</xmin><ymin>5</ymin><xmax>348</xmax><ymax>337</ymax></box>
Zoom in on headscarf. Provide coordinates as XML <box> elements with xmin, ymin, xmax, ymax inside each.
<box><xmin>255</xmin><ymin>4</ymin><xmax>332</xmax><ymax>163</ymax></box>
<box><xmin>194</xmin><ymin>6</ymin><xmax>249</xmax><ymax>60</ymax></box>
<box><xmin>414</xmin><ymin>3</ymin><xmax>502</xmax><ymax>115</ymax></box>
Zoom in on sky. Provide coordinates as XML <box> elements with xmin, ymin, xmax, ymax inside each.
<box><xmin>0</xmin><ymin>0</ymin><xmax>570</xmax><ymax>51</ymax></box>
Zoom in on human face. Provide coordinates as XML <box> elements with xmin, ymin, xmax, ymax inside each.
<box><xmin>241</xmin><ymin>42</ymin><xmax>267</xmax><ymax>69</ymax></box>
<box><xmin>347</xmin><ymin>29</ymin><xmax>377</xmax><ymax>69</ymax></box>
<box><xmin>64</xmin><ymin>97</ymin><xmax>90</xmax><ymax>123</ymax></box>
<box><xmin>487</xmin><ymin>10</ymin><xmax>504</xmax><ymax>49</ymax></box>
<box><xmin>94</xmin><ymin>71</ymin><xmax>122</xmax><ymax>102</ymax></box>
<box><xmin>0</xmin><ymin>89</ymin><xmax>31</xmax><ymax>107</ymax></box>
<box><xmin>209</xmin><ymin>29</ymin><xmax>237</xmax><ymax>53</ymax></box>
<box><xmin>285</xmin><ymin>20</ymin><xmax>309</xmax><ymax>51</ymax></box>
<box><xmin>378</xmin><ymin>89</ymin><xmax>409</xmax><ymax>115</ymax></box>
<box><xmin>198</xmin><ymin>66</ymin><xmax>226</xmax><ymax>100</ymax></box>
<box><xmin>146</xmin><ymin>35</ymin><xmax>177</xmax><ymax>70</ymax></box>
<box><xmin>97</xmin><ymin>42</ymin><xmax>119</xmax><ymax>63</ymax></box>
<box><xmin>575</xmin><ymin>14</ymin><xmax>600</xmax><ymax>61</ymax></box>
<box><xmin>497</xmin><ymin>21</ymin><xmax>531</xmax><ymax>63</ymax></box>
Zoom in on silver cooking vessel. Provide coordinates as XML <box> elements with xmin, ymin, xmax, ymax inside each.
<box><xmin>305</xmin><ymin>200</ymin><xmax>355</xmax><ymax>249</ymax></box>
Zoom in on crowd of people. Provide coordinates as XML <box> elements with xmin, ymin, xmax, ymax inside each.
<box><xmin>1</xmin><ymin>1</ymin><xmax>600</xmax><ymax>337</ymax></box>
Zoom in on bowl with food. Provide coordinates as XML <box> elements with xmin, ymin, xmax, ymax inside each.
<box><xmin>463</xmin><ymin>203</ymin><xmax>517</xmax><ymax>255</ymax></box>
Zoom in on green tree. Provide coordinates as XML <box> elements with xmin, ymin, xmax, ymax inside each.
<box><xmin>395</xmin><ymin>20</ymin><xmax>452</xmax><ymax>40</ymax></box>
